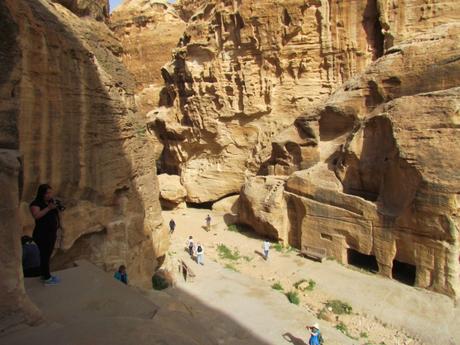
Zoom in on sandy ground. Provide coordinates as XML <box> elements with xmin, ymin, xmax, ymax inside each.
<box><xmin>164</xmin><ymin>208</ymin><xmax>460</xmax><ymax>345</ymax></box>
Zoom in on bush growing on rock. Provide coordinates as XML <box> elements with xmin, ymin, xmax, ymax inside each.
<box><xmin>285</xmin><ymin>291</ymin><xmax>300</xmax><ymax>305</ymax></box>
<box><xmin>326</xmin><ymin>300</ymin><xmax>352</xmax><ymax>315</ymax></box>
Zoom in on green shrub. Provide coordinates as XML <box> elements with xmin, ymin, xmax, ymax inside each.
<box><xmin>293</xmin><ymin>279</ymin><xmax>316</xmax><ymax>291</ymax></box>
<box><xmin>317</xmin><ymin>307</ymin><xmax>328</xmax><ymax>320</ymax></box>
<box><xmin>326</xmin><ymin>299</ymin><xmax>353</xmax><ymax>315</ymax></box>
<box><xmin>335</xmin><ymin>322</ymin><xmax>358</xmax><ymax>340</ymax></box>
<box><xmin>152</xmin><ymin>274</ymin><xmax>169</xmax><ymax>291</ymax></box>
<box><xmin>217</xmin><ymin>244</ymin><xmax>240</xmax><ymax>260</ymax></box>
<box><xmin>227</xmin><ymin>224</ymin><xmax>251</xmax><ymax>233</ymax></box>
<box><xmin>271</xmin><ymin>282</ymin><xmax>284</xmax><ymax>291</ymax></box>
<box><xmin>285</xmin><ymin>291</ymin><xmax>300</xmax><ymax>305</ymax></box>
<box><xmin>335</xmin><ymin>322</ymin><xmax>348</xmax><ymax>333</ymax></box>
<box><xmin>224</xmin><ymin>263</ymin><xmax>239</xmax><ymax>272</ymax></box>
<box><xmin>273</xmin><ymin>243</ymin><xmax>284</xmax><ymax>252</ymax></box>
<box><xmin>360</xmin><ymin>332</ymin><xmax>369</xmax><ymax>338</ymax></box>
<box><xmin>227</xmin><ymin>224</ymin><xmax>240</xmax><ymax>232</ymax></box>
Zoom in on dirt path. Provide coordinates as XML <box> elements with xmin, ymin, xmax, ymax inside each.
<box><xmin>164</xmin><ymin>208</ymin><xmax>460</xmax><ymax>345</ymax></box>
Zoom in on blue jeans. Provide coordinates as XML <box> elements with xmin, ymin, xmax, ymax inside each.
<box><xmin>197</xmin><ymin>254</ymin><xmax>204</xmax><ymax>265</ymax></box>
<box><xmin>264</xmin><ymin>249</ymin><xmax>269</xmax><ymax>259</ymax></box>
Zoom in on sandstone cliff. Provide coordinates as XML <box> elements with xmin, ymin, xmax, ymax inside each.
<box><xmin>120</xmin><ymin>0</ymin><xmax>385</xmax><ymax>203</ymax></box>
<box><xmin>110</xmin><ymin>0</ymin><xmax>187</xmax><ymax>116</ymax></box>
<box><xmin>0</xmin><ymin>0</ymin><xmax>165</xmax><ymax>331</ymax></box>
<box><xmin>108</xmin><ymin>0</ymin><xmax>460</xmax><ymax>296</ymax></box>
<box><xmin>238</xmin><ymin>21</ymin><xmax>460</xmax><ymax>297</ymax></box>
<box><xmin>52</xmin><ymin>0</ymin><xmax>109</xmax><ymax>20</ymax></box>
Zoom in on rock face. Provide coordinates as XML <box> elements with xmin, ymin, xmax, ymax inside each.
<box><xmin>0</xmin><ymin>150</ymin><xmax>42</xmax><ymax>332</ymax></box>
<box><xmin>0</xmin><ymin>0</ymin><xmax>165</xmax><ymax>330</ymax></box>
<box><xmin>110</xmin><ymin>0</ymin><xmax>187</xmax><ymax>116</ymax></box>
<box><xmin>52</xmin><ymin>0</ymin><xmax>109</xmax><ymax>20</ymax></box>
<box><xmin>141</xmin><ymin>0</ymin><xmax>386</xmax><ymax>203</ymax></box>
<box><xmin>158</xmin><ymin>173</ymin><xmax>187</xmax><ymax>209</ymax></box>
<box><xmin>239</xmin><ymin>21</ymin><xmax>460</xmax><ymax>297</ymax></box>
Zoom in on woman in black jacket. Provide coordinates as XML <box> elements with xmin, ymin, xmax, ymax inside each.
<box><xmin>29</xmin><ymin>184</ymin><xmax>61</xmax><ymax>285</ymax></box>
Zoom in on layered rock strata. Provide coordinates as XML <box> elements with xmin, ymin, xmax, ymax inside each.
<box><xmin>238</xmin><ymin>22</ymin><xmax>460</xmax><ymax>297</ymax></box>
<box><xmin>110</xmin><ymin>0</ymin><xmax>187</xmax><ymax>116</ymax></box>
<box><xmin>129</xmin><ymin>0</ymin><xmax>386</xmax><ymax>203</ymax></box>
<box><xmin>52</xmin><ymin>0</ymin><xmax>109</xmax><ymax>20</ymax></box>
<box><xmin>0</xmin><ymin>0</ymin><xmax>166</xmax><ymax>330</ymax></box>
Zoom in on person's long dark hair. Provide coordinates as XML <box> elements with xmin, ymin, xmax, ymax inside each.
<box><xmin>33</xmin><ymin>184</ymin><xmax>51</xmax><ymax>203</ymax></box>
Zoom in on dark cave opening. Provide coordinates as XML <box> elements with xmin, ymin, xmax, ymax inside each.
<box><xmin>392</xmin><ymin>260</ymin><xmax>416</xmax><ymax>286</ymax></box>
<box><xmin>347</xmin><ymin>249</ymin><xmax>379</xmax><ymax>273</ymax></box>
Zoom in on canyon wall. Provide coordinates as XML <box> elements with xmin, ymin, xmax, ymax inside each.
<box><xmin>116</xmin><ymin>0</ymin><xmax>385</xmax><ymax>203</ymax></box>
<box><xmin>110</xmin><ymin>0</ymin><xmax>459</xmax><ymax>296</ymax></box>
<box><xmin>0</xmin><ymin>0</ymin><xmax>165</xmax><ymax>331</ymax></box>
<box><xmin>110</xmin><ymin>0</ymin><xmax>187</xmax><ymax>116</ymax></box>
<box><xmin>238</xmin><ymin>20</ymin><xmax>460</xmax><ymax>296</ymax></box>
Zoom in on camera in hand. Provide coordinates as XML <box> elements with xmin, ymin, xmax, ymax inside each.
<box><xmin>50</xmin><ymin>199</ymin><xmax>66</xmax><ymax>211</ymax></box>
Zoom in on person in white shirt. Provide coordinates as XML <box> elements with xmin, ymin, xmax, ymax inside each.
<box><xmin>195</xmin><ymin>243</ymin><xmax>204</xmax><ymax>265</ymax></box>
<box><xmin>263</xmin><ymin>240</ymin><xmax>270</xmax><ymax>260</ymax></box>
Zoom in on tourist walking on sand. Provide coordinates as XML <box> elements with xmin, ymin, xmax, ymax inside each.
<box><xmin>169</xmin><ymin>219</ymin><xmax>176</xmax><ymax>234</ymax></box>
<box><xmin>307</xmin><ymin>323</ymin><xmax>324</xmax><ymax>345</ymax></box>
<box><xmin>195</xmin><ymin>243</ymin><xmax>204</xmax><ymax>265</ymax></box>
<box><xmin>262</xmin><ymin>240</ymin><xmax>270</xmax><ymax>260</ymax></box>
<box><xmin>186</xmin><ymin>236</ymin><xmax>194</xmax><ymax>256</ymax></box>
<box><xmin>205</xmin><ymin>214</ymin><xmax>211</xmax><ymax>231</ymax></box>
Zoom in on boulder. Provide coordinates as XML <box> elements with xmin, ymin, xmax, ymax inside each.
<box><xmin>158</xmin><ymin>174</ymin><xmax>187</xmax><ymax>209</ymax></box>
<box><xmin>212</xmin><ymin>195</ymin><xmax>239</xmax><ymax>214</ymax></box>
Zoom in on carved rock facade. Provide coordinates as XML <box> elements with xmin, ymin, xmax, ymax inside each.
<box><xmin>135</xmin><ymin>0</ymin><xmax>386</xmax><ymax>203</ymax></box>
<box><xmin>239</xmin><ymin>21</ymin><xmax>460</xmax><ymax>297</ymax></box>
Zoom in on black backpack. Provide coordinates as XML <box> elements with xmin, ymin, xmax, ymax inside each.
<box><xmin>197</xmin><ymin>245</ymin><xmax>202</xmax><ymax>253</ymax></box>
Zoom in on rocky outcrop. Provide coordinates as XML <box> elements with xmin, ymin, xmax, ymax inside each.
<box><xmin>238</xmin><ymin>176</ymin><xmax>289</xmax><ymax>241</ymax></box>
<box><xmin>52</xmin><ymin>0</ymin><xmax>109</xmax><ymax>20</ymax></box>
<box><xmin>212</xmin><ymin>194</ymin><xmax>239</xmax><ymax>213</ymax></box>
<box><xmin>0</xmin><ymin>0</ymin><xmax>166</xmax><ymax>330</ymax></box>
<box><xmin>0</xmin><ymin>151</ymin><xmax>42</xmax><ymax>332</ymax></box>
<box><xmin>139</xmin><ymin>0</ymin><xmax>388</xmax><ymax>203</ymax></box>
<box><xmin>110</xmin><ymin>0</ymin><xmax>186</xmax><ymax>115</ymax></box>
<box><xmin>0</xmin><ymin>1</ymin><xmax>42</xmax><ymax>331</ymax></box>
<box><xmin>158</xmin><ymin>173</ymin><xmax>187</xmax><ymax>209</ymax></box>
<box><xmin>239</xmin><ymin>22</ymin><xmax>460</xmax><ymax>297</ymax></box>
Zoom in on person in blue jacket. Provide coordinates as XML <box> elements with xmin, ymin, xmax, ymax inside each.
<box><xmin>307</xmin><ymin>323</ymin><xmax>323</xmax><ymax>345</ymax></box>
<box><xmin>114</xmin><ymin>265</ymin><xmax>128</xmax><ymax>285</ymax></box>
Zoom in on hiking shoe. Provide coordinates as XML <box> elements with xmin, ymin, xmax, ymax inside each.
<box><xmin>50</xmin><ymin>275</ymin><xmax>60</xmax><ymax>283</ymax></box>
<box><xmin>43</xmin><ymin>276</ymin><xmax>60</xmax><ymax>285</ymax></box>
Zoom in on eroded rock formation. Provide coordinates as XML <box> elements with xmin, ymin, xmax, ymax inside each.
<box><xmin>158</xmin><ymin>173</ymin><xmax>187</xmax><ymax>209</ymax></box>
<box><xmin>135</xmin><ymin>0</ymin><xmax>386</xmax><ymax>203</ymax></box>
<box><xmin>0</xmin><ymin>0</ymin><xmax>165</xmax><ymax>330</ymax></box>
<box><xmin>52</xmin><ymin>0</ymin><xmax>109</xmax><ymax>20</ymax></box>
<box><xmin>238</xmin><ymin>21</ymin><xmax>460</xmax><ymax>297</ymax></box>
<box><xmin>110</xmin><ymin>0</ymin><xmax>187</xmax><ymax>115</ymax></box>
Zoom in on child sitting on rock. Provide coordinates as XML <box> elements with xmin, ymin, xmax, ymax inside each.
<box><xmin>114</xmin><ymin>265</ymin><xmax>128</xmax><ymax>285</ymax></box>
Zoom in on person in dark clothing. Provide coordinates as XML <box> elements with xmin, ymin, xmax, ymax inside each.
<box><xmin>29</xmin><ymin>184</ymin><xmax>61</xmax><ymax>285</ymax></box>
<box><xmin>169</xmin><ymin>219</ymin><xmax>176</xmax><ymax>234</ymax></box>
<box><xmin>114</xmin><ymin>265</ymin><xmax>128</xmax><ymax>285</ymax></box>
<box><xmin>21</xmin><ymin>236</ymin><xmax>41</xmax><ymax>277</ymax></box>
